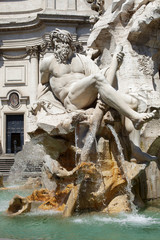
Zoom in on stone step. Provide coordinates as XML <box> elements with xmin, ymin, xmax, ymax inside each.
<box><xmin>0</xmin><ymin>155</ymin><xmax>43</xmax><ymax>180</ymax></box>
<box><xmin>0</xmin><ymin>155</ymin><xmax>15</xmax><ymax>178</ymax></box>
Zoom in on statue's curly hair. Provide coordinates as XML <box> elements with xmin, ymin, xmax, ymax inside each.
<box><xmin>49</xmin><ymin>28</ymin><xmax>74</xmax><ymax>47</ymax></box>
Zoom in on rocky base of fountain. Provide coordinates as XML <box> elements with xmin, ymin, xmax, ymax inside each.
<box><xmin>6</xmin><ymin>139</ymin><xmax>146</xmax><ymax>216</ymax></box>
<box><xmin>7</xmin><ymin>107</ymin><xmax>158</xmax><ymax>216</ymax></box>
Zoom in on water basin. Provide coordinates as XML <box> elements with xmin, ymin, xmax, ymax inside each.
<box><xmin>0</xmin><ymin>187</ymin><xmax>160</xmax><ymax>240</ymax></box>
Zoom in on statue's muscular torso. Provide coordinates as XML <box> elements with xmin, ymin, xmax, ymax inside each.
<box><xmin>45</xmin><ymin>54</ymin><xmax>86</xmax><ymax>102</ymax></box>
<box><xmin>40</xmin><ymin>53</ymin><xmax>99</xmax><ymax>109</ymax></box>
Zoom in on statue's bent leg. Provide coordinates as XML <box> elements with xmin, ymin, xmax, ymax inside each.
<box><xmin>94</xmin><ymin>74</ymin><xmax>157</xmax><ymax>129</ymax></box>
<box><xmin>116</xmin><ymin>91</ymin><xmax>138</xmax><ymax>109</ymax></box>
<box><xmin>94</xmin><ymin>74</ymin><xmax>140</xmax><ymax>119</ymax></box>
<box><xmin>64</xmin><ymin>73</ymin><xmax>156</xmax><ymax>129</ymax></box>
<box><xmin>64</xmin><ymin>75</ymin><xmax>98</xmax><ymax>110</ymax></box>
<box><xmin>118</xmin><ymin>93</ymin><xmax>157</xmax><ymax>162</ymax></box>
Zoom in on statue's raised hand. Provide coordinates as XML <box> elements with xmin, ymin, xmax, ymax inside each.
<box><xmin>116</xmin><ymin>51</ymin><xmax>124</xmax><ymax>63</ymax></box>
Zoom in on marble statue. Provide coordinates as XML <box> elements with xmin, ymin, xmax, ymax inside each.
<box><xmin>40</xmin><ymin>28</ymin><xmax>156</xmax><ymax>131</ymax></box>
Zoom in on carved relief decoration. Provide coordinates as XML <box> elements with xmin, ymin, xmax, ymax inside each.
<box><xmin>9</xmin><ymin>92</ymin><xmax>20</xmax><ymax>108</ymax></box>
<box><xmin>137</xmin><ymin>55</ymin><xmax>154</xmax><ymax>76</ymax></box>
<box><xmin>26</xmin><ymin>46</ymin><xmax>39</xmax><ymax>58</ymax></box>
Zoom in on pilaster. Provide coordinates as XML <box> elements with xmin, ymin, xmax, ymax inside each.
<box><xmin>27</xmin><ymin>46</ymin><xmax>39</xmax><ymax>105</ymax></box>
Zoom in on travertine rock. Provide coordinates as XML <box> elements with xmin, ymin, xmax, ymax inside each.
<box><xmin>123</xmin><ymin>161</ymin><xmax>146</xmax><ymax>182</ymax></box>
<box><xmin>27</xmin><ymin>185</ymin><xmax>74</xmax><ymax>212</ymax></box>
<box><xmin>27</xmin><ymin>188</ymin><xmax>52</xmax><ymax>202</ymax></box>
<box><xmin>103</xmin><ymin>194</ymin><xmax>131</xmax><ymax>214</ymax></box>
<box><xmin>7</xmin><ymin>195</ymin><xmax>31</xmax><ymax>216</ymax></box>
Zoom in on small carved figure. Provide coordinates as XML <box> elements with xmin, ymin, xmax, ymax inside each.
<box><xmin>40</xmin><ymin>29</ymin><xmax>156</xmax><ymax>130</ymax></box>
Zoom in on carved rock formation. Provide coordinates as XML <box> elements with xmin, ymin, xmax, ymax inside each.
<box><xmin>7</xmin><ymin>195</ymin><xmax>31</xmax><ymax>216</ymax></box>
<box><xmin>9</xmin><ymin>132</ymin><xmax>145</xmax><ymax>216</ymax></box>
<box><xmin>88</xmin><ymin>0</ymin><xmax>160</xmax><ymax>201</ymax></box>
<box><xmin>103</xmin><ymin>194</ymin><xmax>131</xmax><ymax>214</ymax></box>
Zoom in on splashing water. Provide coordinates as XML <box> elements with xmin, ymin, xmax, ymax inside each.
<box><xmin>1</xmin><ymin>188</ymin><xmax>160</xmax><ymax>240</ymax></box>
<box><xmin>75</xmin><ymin>124</ymin><xmax>79</xmax><ymax>166</ymax></box>
<box><xmin>8</xmin><ymin>137</ymin><xmax>45</xmax><ymax>183</ymax></box>
<box><xmin>107</xmin><ymin>124</ymin><xmax>137</xmax><ymax>213</ymax></box>
<box><xmin>74</xmin><ymin>125</ymin><xmax>82</xmax><ymax>214</ymax></box>
<box><xmin>72</xmin><ymin>212</ymin><xmax>160</xmax><ymax>226</ymax></box>
<box><xmin>94</xmin><ymin>137</ymin><xmax>107</xmax><ymax>208</ymax></box>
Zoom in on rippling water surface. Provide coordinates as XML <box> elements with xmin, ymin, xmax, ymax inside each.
<box><xmin>0</xmin><ymin>187</ymin><xmax>160</xmax><ymax>240</ymax></box>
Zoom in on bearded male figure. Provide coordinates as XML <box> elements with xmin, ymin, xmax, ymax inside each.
<box><xmin>40</xmin><ymin>29</ymin><xmax>156</xmax><ymax>130</ymax></box>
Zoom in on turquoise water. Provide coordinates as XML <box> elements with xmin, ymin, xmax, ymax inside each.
<box><xmin>0</xmin><ymin>188</ymin><xmax>160</xmax><ymax>240</ymax></box>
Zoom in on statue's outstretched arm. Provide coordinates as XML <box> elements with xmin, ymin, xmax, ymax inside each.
<box><xmin>105</xmin><ymin>45</ymin><xmax>124</xmax><ymax>86</ymax></box>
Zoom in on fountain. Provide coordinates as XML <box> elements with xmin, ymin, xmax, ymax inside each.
<box><xmin>1</xmin><ymin>0</ymin><xmax>160</xmax><ymax>239</ymax></box>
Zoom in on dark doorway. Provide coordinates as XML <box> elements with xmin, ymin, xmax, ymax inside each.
<box><xmin>6</xmin><ymin>115</ymin><xmax>24</xmax><ymax>154</ymax></box>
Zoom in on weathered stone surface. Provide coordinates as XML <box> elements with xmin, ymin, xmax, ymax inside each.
<box><xmin>88</xmin><ymin>0</ymin><xmax>160</xmax><ymax>96</ymax></box>
<box><xmin>27</xmin><ymin>185</ymin><xmax>74</xmax><ymax>212</ymax></box>
<box><xmin>27</xmin><ymin>188</ymin><xmax>52</xmax><ymax>202</ymax></box>
<box><xmin>19</xmin><ymin>177</ymin><xmax>42</xmax><ymax>189</ymax></box>
<box><xmin>123</xmin><ymin>161</ymin><xmax>146</xmax><ymax>182</ymax></box>
<box><xmin>63</xmin><ymin>184</ymin><xmax>81</xmax><ymax>217</ymax></box>
<box><xmin>103</xmin><ymin>194</ymin><xmax>131</xmax><ymax>214</ymax></box>
<box><xmin>37</xmin><ymin>113</ymin><xmax>74</xmax><ymax>136</ymax></box>
<box><xmin>7</xmin><ymin>195</ymin><xmax>31</xmax><ymax>216</ymax></box>
<box><xmin>128</xmin><ymin>1</ymin><xmax>160</xmax><ymax>47</ymax></box>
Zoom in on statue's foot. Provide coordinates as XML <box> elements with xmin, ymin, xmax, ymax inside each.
<box><xmin>133</xmin><ymin>110</ymin><xmax>157</xmax><ymax>130</ymax></box>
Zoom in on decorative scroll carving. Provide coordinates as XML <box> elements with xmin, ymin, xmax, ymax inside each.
<box><xmin>39</xmin><ymin>40</ymin><xmax>53</xmax><ymax>55</ymax></box>
<box><xmin>26</xmin><ymin>46</ymin><xmax>39</xmax><ymax>58</ymax></box>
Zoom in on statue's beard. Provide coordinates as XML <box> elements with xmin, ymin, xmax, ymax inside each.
<box><xmin>54</xmin><ymin>47</ymin><xmax>70</xmax><ymax>64</ymax></box>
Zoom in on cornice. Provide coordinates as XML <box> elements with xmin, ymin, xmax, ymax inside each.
<box><xmin>0</xmin><ymin>17</ymin><xmax>42</xmax><ymax>32</ymax></box>
<box><xmin>38</xmin><ymin>13</ymin><xmax>90</xmax><ymax>23</ymax></box>
<box><xmin>0</xmin><ymin>8</ymin><xmax>43</xmax><ymax>15</ymax></box>
<box><xmin>0</xmin><ymin>13</ymin><xmax>90</xmax><ymax>32</ymax></box>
